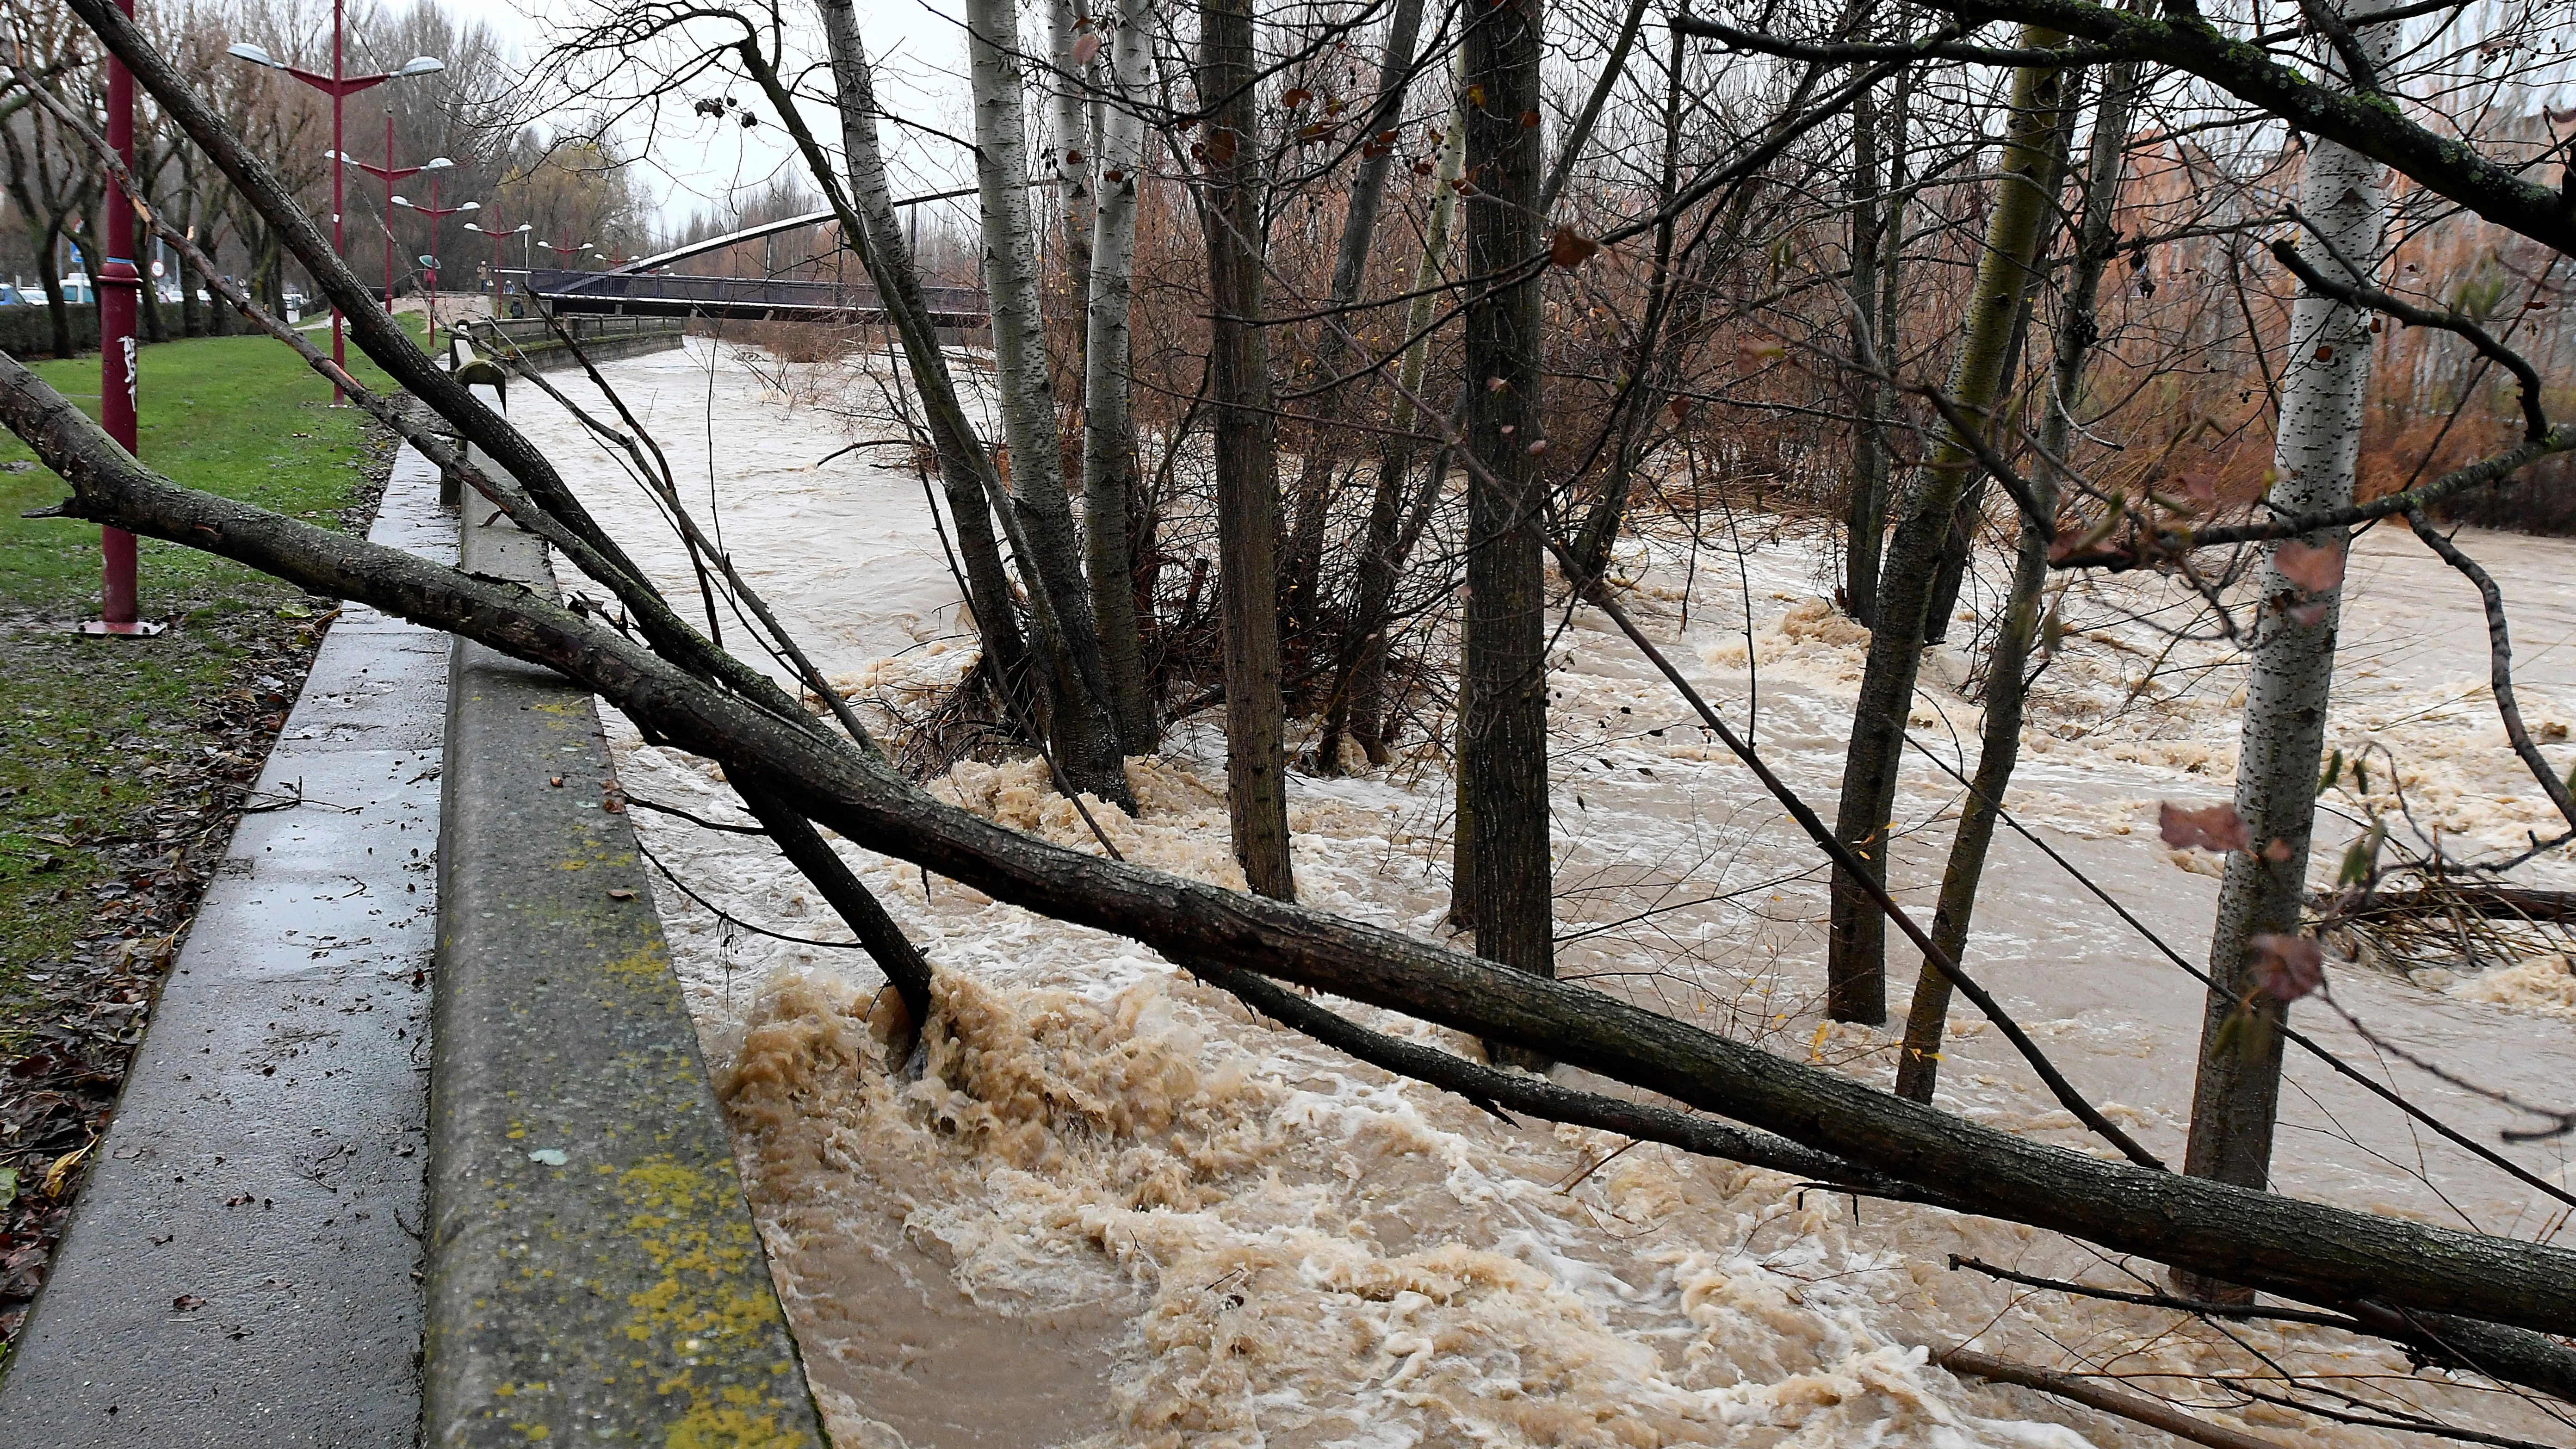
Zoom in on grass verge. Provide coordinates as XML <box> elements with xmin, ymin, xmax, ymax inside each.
<box><xmin>0</xmin><ymin>320</ymin><xmax>419</xmax><ymax>1365</ymax></box>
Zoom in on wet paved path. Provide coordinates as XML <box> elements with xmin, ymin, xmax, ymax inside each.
<box><xmin>0</xmin><ymin>445</ymin><xmax>450</xmax><ymax>1446</ymax></box>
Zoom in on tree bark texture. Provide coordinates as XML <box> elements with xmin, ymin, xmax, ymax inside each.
<box><xmin>1045</xmin><ymin>0</ymin><xmax>1097</xmax><ymax>317</ymax></box>
<box><xmin>1825</xmin><ymin>32</ymin><xmax>2068</xmax><ymax>1025</ymax></box>
<box><xmin>1843</xmin><ymin>68</ymin><xmax>1887</xmax><ymax>629</ymax></box>
<box><xmin>1200</xmin><ymin>0</ymin><xmax>1295</xmax><ymax>899</ymax></box>
<box><xmin>1079</xmin><ymin>0</ymin><xmax>1159</xmax><ymax>754</ymax></box>
<box><xmin>1461</xmin><ymin>0</ymin><xmax>1554</xmax><ymax>1062</ymax></box>
<box><xmin>1896</xmin><ymin>48</ymin><xmax>2143</xmax><ymax>1102</ymax></box>
<box><xmin>2184</xmin><ymin>8</ymin><xmax>2397</xmax><ymax>1213</ymax></box>
<box><xmin>965</xmin><ymin>0</ymin><xmax>1137</xmax><ymax>811</ymax></box>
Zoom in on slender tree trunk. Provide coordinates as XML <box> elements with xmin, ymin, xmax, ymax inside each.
<box><xmin>1331</xmin><ymin>82</ymin><xmax>1468</xmax><ymax>768</ymax></box>
<box><xmin>1825</xmin><ymin>32</ymin><xmax>2069</xmax><ymax>1025</ymax></box>
<box><xmin>1461</xmin><ymin>0</ymin><xmax>1554</xmax><ymax>1066</ymax></box>
<box><xmin>1281</xmin><ymin>0</ymin><xmax>1428</xmax><ymax>636</ymax></box>
<box><xmin>1045</xmin><ymin>0</ymin><xmax>1096</xmax><ymax>322</ymax></box>
<box><xmin>813</xmin><ymin>0</ymin><xmax>1037</xmax><ymax>741</ymax></box>
<box><xmin>1200</xmin><ymin>0</ymin><xmax>1294</xmax><ymax>899</ymax></box>
<box><xmin>37</xmin><ymin>221</ymin><xmax>73</xmax><ymax>358</ymax></box>
<box><xmin>1874</xmin><ymin>59</ymin><xmax>1911</xmax><ymax>547</ymax></box>
<box><xmin>966</xmin><ymin>0</ymin><xmax>1137</xmax><ymax>810</ymax></box>
<box><xmin>1080</xmin><ymin>0</ymin><xmax>1158</xmax><ymax>753</ymax></box>
<box><xmin>1566</xmin><ymin>24</ymin><xmax>1685</xmax><ymax>595</ymax></box>
<box><xmin>1844</xmin><ymin>68</ymin><xmax>1886</xmax><ymax>627</ymax></box>
<box><xmin>2180</xmin><ymin>8</ymin><xmax>2397</xmax><ymax>1287</ymax></box>
<box><xmin>1896</xmin><ymin>49</ymin><xmax>2143</xmax><ymax>1102</ymax></box>
<box><xmin>140</xmin><ymin>195</ymin><xmax>168</xmax><ymax>345</ymax></box>
<box><xmin>1920</xmin><ymin>107</ymin><xmax>2074</xmax><ymax>648</ymax></box>
<box><xmin>177</xmin><ymin>171</ymin><xmax>202</xmax><ymax>339</ymax></box>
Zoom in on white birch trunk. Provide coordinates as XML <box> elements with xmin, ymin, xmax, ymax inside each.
<box><xmin>1046</xmin><ymin>0</ymin><xmax>1097</xmax><ymax>307</ymax></box>
<box><xmin>1080</xmin><ymin>0</ymin><xmax>1157</xmax><ymax>749</ymax></box>
<box><xmin>966</xmin><ymin>0</ymin><xmax>1133</xmax><ymax>806</ymax></box>
<box><xmin>2182</xmin><ymin>10</ymin><xmax>2399</xmax><ymax>1207</ymax></box>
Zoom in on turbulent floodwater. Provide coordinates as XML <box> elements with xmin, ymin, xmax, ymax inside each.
<box><xmin>507</xmin><ymin>340</ymin><xmax>2576</xmax><ymax>1448</ymax></box>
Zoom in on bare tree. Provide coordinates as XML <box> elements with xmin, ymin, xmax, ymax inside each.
<box><xmin>2178</xmin><ymin>6</ymin><xmax>2400</xmax><ymax>1294</ymax></box>
<box><xmin>1458</xmin><ymin>0</ymin><xmax>1552</xmax><ymax>1060</ymax></box>
<box><xmin>1825</xmin><ymin>33</ymin><xmax>2074</xmax><ymax>1024</ymax></box>
<box><xmin>1199</xmin><ymin>0</ymin><xmax>1294</xmax><ymax>898</ymax></box>
<box><xmin>965</xmin><ymin>0</ymin><xmax>1137</xmax><ymax>808</ymax></box>
<box><xmin>1078</xmin><ymin>0</ymin><xmax>1158</xmax><ymax>752</ymax></box>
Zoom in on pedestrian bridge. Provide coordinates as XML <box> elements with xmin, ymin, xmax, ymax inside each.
<box><xmin>521</xmin><ymin>267</ymin><xmax>991</xmax><ymax>328</ymax></box>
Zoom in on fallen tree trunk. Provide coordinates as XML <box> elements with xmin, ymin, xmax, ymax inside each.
<box><xmin>2343</xmin><ymin>886</ymin><xmax>2576</xmax><ymax>924</ymax></box>
<box><xmin>1937</xmin><ymin>1348</ymin><xmax>2288</xmax><ymax>1449</ymax></box>
<box><xmin>9</xmin><ymin>357</ymin><xmax>2576</xmax><ymax>1346</ymax></box>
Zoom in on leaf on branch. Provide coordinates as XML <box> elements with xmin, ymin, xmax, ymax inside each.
<box><xmin>1667</xmin><ymin>396</ymin><xmax>1693</xmax><ymax>422</ymax></box>
<box><xmin>1735</xmin><ymin>335</ymin><xmax>1784</xmax><ymax>369</ymax></box>
<box><xmin>2249</xmin><ymin>932</ymin><xmax>2327</xmax><ymax>1002</ymax></box>
<box><xmin>2160</xmin><ymin>801</ymin><xmax>2251</xmax><ymax>855</ymax></box>
<box><xmin>2275</xmin><ymin>540</ymin><xmax>2346</xmax><ymax>593</ymax></box>
<box><xmin>1283</xmin><ymin>87</ymin><xmax>1313</xmax><ymax>109</ymax></box>
<box><xmin>1071</xmin><ymin>31</ymin><xmax>1102</xmax><ymax>66</ymax></box>
<box><xmin>1549</xmin><ymin>226</ymin><xmax>1600</xmax><ymax>269</ymax></box>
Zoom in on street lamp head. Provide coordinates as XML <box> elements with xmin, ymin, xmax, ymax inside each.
<box><xmin>396</xmin><ymin>56</ymin><xmax>446</xmax><ymax>77</ymax></box>
<box><xmin>226</xmin><ymin>42</ymin><xmax>281</xmax><ymax>68</ymax></box>
<box><xmin>514</xmin><ymin>223</ymin><xmax>534</xmax><ymax>235</ymax></box>
<box><xmin>423</xmin><ymin>157</ymin><xmax>456</xmax><ymax>171</ymax></box>
<box><xmin>458</xmin><ymin>201</ymin><xmax>481</xmax><ymax>213</ymax></box>
<box><xmin>391</xmin><ymin>194</ymin><xmax>416</xmax><ymax>210</ymax></box>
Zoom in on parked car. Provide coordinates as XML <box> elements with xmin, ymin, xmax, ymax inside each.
<box><xmin>0</xmin><ymin>282</ymin><xmax>31</xmax><ymax>307</ymax></box>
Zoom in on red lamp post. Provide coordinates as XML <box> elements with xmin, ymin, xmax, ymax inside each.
<box><xmin>227</xmin><ymin>20</ymin><xmax>443</xmax><ymax>402</ymax></box>
<box><xmin>333</xmin><ymin>108</ymin><xmax>449</xmax><ymax>326</ymax></box>
<box><xmin>394</xmin><ymin>187</ymin><xmax>476</xmax><ymax>352</ymax></box>
<box><xmin>84</xmin><ymin>0</ymin><xmax>152</xmax><ymax>635</ymax></box>
<box><xmin>463</xmin><ymin>221</ymin><xmax>532</xmax><ymax>310</ymax></box>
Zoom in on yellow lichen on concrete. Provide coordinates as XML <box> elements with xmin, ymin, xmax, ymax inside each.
<box><xmin>604</xmin><ymin>942</ymin><xmax>675</xmax><ymax>988</ymax></box>
<box><xmin>595</xmin><ymin>1155</ymin><xmax>802</xmax><ymax>1439</ymax></box>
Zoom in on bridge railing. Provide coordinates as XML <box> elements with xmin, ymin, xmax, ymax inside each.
<box><xmin>520</xmin><ymin>267</ymin><xmax>991</xmax><ymax>330</ymax></box>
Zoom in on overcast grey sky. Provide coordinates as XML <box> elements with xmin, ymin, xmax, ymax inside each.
<box><xmin>433</xmin><ymin>0</ymin><xmax>983</xmax><ymax>233</ymax></box>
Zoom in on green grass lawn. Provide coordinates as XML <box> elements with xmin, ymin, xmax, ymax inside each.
<box><xmin>0</xmin><ymin>319</ymin><xmax>422</xmax><ymax>1042</ymax></box>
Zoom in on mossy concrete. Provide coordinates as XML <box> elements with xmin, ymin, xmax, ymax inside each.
<box><xmin>426</xmin><ymin>426</ymin><xmax>821</xmax><ymax>1448</ymax></box>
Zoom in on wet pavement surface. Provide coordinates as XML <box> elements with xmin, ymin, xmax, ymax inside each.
<box><xmin>0</xmin><ymin>446</ymin><xmax>451</xmax><ymax>1446</ymax></box>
